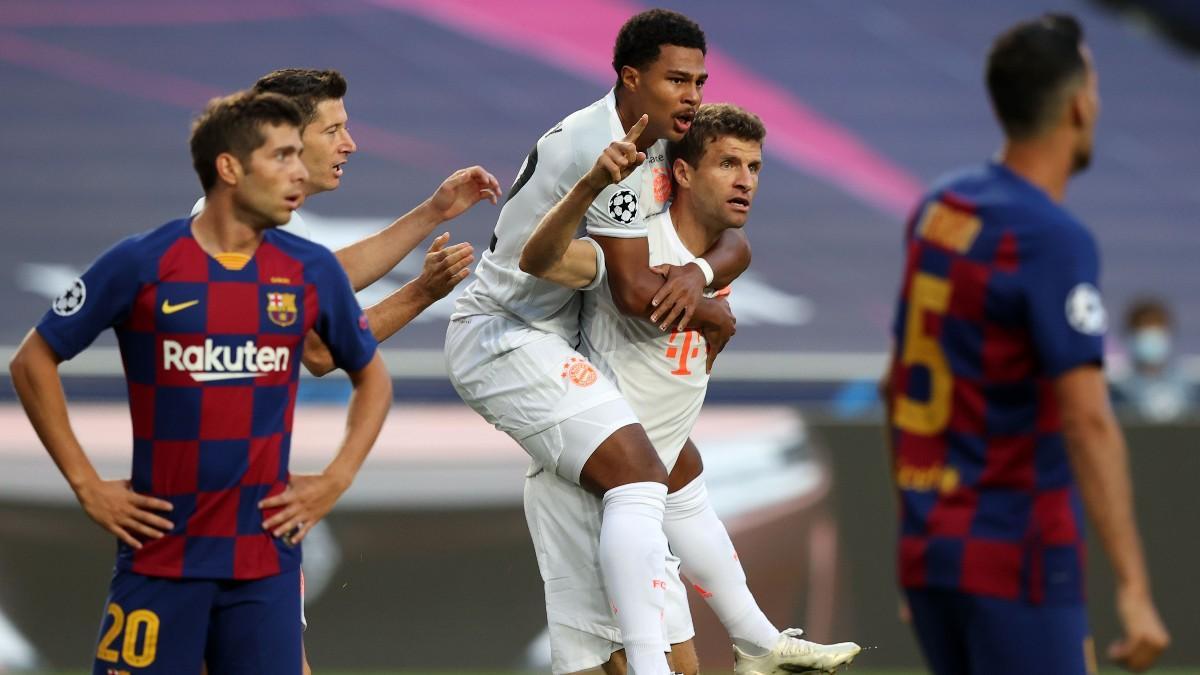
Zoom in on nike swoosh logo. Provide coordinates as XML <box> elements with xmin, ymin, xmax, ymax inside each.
<box><xmin>161</xmin><ymin>299</ymin><xmax>199</xmax><ymax>315</ymax></box>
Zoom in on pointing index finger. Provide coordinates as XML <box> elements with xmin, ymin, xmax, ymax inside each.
<box><xmin>623</xmin><ymin>114</ymin><xmax>648</xmax><ymax>144</ymax></box>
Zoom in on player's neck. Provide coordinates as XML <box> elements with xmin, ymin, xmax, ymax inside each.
<box><xmin>998</xmin><ymin>135</ymin><xmax>1074</xmax><ymax>203</ymax></box>
<box><xmin>191</xmin><ymin>195</ymin><xmax>266</xmax><ymax>256</ymax></box>
<box><xmin>669</xmin><ymin>199</ymin><xmax>719</xmax><ymax>256</ymax></box>
<box><xmin>613</xmin><ymin>90</ymin><xmax>657</xmax><ymax>152</ymax></box>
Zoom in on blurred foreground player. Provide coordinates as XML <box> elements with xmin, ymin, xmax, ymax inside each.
<box><xmin>522</xmin><ymin>103</ymin><xmax>861</xmax><ymax>674</ymax></box>
<box><xmin>884</xmin><ymin>14</ymin><xmax>1169</xmax><ymax>675</ymax></box>
<box><xmin>9</xmin><ymin>90</ymin><xmax>391</xmax><ymax>674</ymax></box>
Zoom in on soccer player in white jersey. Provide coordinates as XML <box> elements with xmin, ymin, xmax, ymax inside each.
<box><xmin>193</xmin><ymin>69</ymin><xmax>499</xmax><ymax>675</ymax></box>
<box><xmin>195</xmin><ymin>69</ymin><xmax>498</xmax><ymax>376</ymax></box>
<box><xmin>521</xmin><ymin>104</ymin><xmax>862</xmax><ymax>674</ymax></box>
<box><xmin>445</xmin><ymin>11</ymin><xmax>753</xmax><ymax>675</ymax></box>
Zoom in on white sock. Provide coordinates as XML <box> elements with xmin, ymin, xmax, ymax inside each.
<box><xmin>600</xmin><ymin>481</ymin><xmax>672</xmax><ymax>675</ymax></box>
<box><xmin>664</xmin><ymin>475</ymin><xmax>779</xmax><ymax>654</ymax></box>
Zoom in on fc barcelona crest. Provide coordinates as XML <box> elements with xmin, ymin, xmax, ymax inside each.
<box><xmin>266</xmin><ymin>292</ymin><xmax>298</xmax><ymax>327</ymax></box>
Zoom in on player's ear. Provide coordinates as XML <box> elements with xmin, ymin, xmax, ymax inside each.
<box><xmin>619</xmin><ymin>65</ymin><xmax>640</xmax><ymax>93</ymax></box>
<box><xmin>214</xmin><ymin>152</ymin><xmax>243</xmax><ymax>187</ymax></box>
<box><xmin>672</xmin><ymin>157</ymin><xmax>692</xmax><ymax>189</ymax></box>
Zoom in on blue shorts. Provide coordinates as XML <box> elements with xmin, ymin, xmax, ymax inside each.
<box><xmin>906</xmin><ymin>588</ymin><xmax>1096</xmax><ymax>675</ymax></box>
<box><xmin>91</xmin><ymin>568</ymin><xmax>302</xmax><ymax>675</ymax></box>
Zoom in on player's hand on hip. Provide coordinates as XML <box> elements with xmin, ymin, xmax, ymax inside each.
<box><xmin>702</xmin><ymin>297</ymin><xmax>736</xmax><ymax>374</ymax></box>
<box><xmin>585</xmin><ymin>114</ymin><xmax>648</xmax><ymax>191</ymax></box>
<box><xmin>259</xmin><ymin>472</ymin><xmax>349</xmax><ymax>546</ymax></box>
<box><xmin>414</xmin><ymin>232</ymin><xmax>474</xmax><ymax>303</ymax></box>
<box><xmin>75</xmin><ymin>478</ymin><xmax>174</xmax><ymax>549</ymax></box>
<box><xmin>428</xmin><ymin>165</ymin><xmax>501</xmax><ymax>221</ymax></box>
<box><xmin>650</xmin><ymin>262</ymin><xmax>706</xmax><ymax>331</ymax></box>
<box><xmin>1109</xmin><ymin>585</ymin><xmax>1170</xmax><ymax>672</ymax></box>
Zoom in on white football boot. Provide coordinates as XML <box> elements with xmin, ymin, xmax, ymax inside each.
<box><xmin>732</xmin><ymin>628</ymin><xmax>861</xmax><ymax>674</ymax></box>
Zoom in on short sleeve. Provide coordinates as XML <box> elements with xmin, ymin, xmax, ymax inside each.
<box><xmin>578</xmin><ymin>236</ymin><xmax>606</xmax><ymax>291</ymax></box>
<box><xmin>36</xmin><ymin>237</ymin><xmax>142</xmax><ymax>361</ymax></box>
<box><xmin>585</xmin><ymin>179</ymin><xmax>649</xmax><ymax>239</ymax></box>
<box><xmin>1023</xmin><ymin>223</ymin><xmax>1106</xmax><ymax>376</ymax></box>
<box><xmin>310</xmin><ymin>251</ymin><xmax>377</xmax><ymax>372</ymax></box>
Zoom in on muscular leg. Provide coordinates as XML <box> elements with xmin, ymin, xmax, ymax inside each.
<box><xmin>577</xmin><ymin>424</ymin><xmax>671</xmax><ymax>675</ymax></box>
<box><xmin>664</xmin><ymin>441</ymin><xmax>779</xmax><ymax>655</ymax></box>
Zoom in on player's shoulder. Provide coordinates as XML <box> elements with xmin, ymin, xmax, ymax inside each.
<box><xmin>112</xmin><ymin>218</ymin><xmax>193</xmax><ymax>263</ymax></box>
<box><xmin>262</xmin><ymin>227</ymin><xmax>341</xmax><ymax>276</ymax></box>
<box><xmin>553</xmin><ymin>91</ymin><xmax>622</xmax><ymax>157</ymax></box>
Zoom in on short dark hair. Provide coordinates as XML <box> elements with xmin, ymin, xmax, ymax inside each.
<box><xmin>612</xmin><ymin>9</ymin><xmax>706</xmax><ymax>86</ymax></box>
<box><xmin>252</xmin><ymin>68</ymin><xmax>348</xmax><ymax>125</ymax></box>
<box><xmin>670</xmin><ymin>103</ymin><xmax>766</xmax><ymax>168</ymax></box>
<box><xmin>986</xmin><ymin>14</ymin><xmax>1087</xmax><ymax>140</ymax></box>
<box><xmin>189</xmin><ymin>90</ymin><xmax>303</xmax><ymax>192</ymax></box>
<box><xmin>1126</xmin><ymin>297</ymin><xmax>1172</xmax><ymax>331</ymax></box>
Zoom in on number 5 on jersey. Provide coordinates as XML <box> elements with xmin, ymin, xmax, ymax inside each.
<box><xmin>893</xmin><ymin>272</ymin><xmax>952</xmax><ymax>435</ymax></box>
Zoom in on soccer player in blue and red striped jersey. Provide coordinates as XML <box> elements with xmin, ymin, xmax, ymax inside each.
<box><xmin>884</xmin><ymin>14</ymin><xmax>1169</xmax><ymax>675</ymax></box>
<box><xmin>8</xmin><ymin>90</ymin><xmax>392</xmax><ymax>674</ymax></box>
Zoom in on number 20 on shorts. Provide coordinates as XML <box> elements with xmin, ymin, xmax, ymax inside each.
<box><xmin>96</xmin><ymin>602</ymin><xmax>159</xmax><ymax>667</ymax></box>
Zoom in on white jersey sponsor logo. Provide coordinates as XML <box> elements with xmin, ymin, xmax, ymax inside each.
<box><xmin>581</xmin><ymin>209</ymin><xmax>710</xmax><ymax>467</ymax></box>
<box><xmin>163</xmin><ymin>338</ymin><xmax>291</xmax><ymax>382</ymax></box>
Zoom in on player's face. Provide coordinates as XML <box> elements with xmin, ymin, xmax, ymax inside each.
<box><xmin>235</xmin><ymin>123</ymin><xmax>308</xmax><ymax>228</ymax></box>
<box><xmin>633</xmin><ymin>45</ymin><xmax>707</xmax><ymax>143</ymax></box>
<box><xmin>302</xmin><ymin>98</ymin><xmax>357</xmax><ymax>195</ymax></box>
<box><xmin>686</xmin><ymin>135</ymin><xmax>762</xmax><ymax>229</ymax></box>
<box><xmin>1071</xmin><ymin>46</ymin><xmax>1100</xmax><ymax>175</ymax></box>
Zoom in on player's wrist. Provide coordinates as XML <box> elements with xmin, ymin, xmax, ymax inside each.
<box><xmin>688</xmin><ymin>258</ymin><xmax>715</xmax><ymax>286</ymax></box>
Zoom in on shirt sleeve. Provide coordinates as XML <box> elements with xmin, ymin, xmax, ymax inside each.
<box><xmin>584</xmin><ymin>179</ymin><xmax>649</xmax><ymax>239</ymax></box>
<box><xmin>36</xmin><ymin>236</ymin><xmax>142</xmax><ymax>361</ymax></box>
<box><xmin>1023</xmin><ymin>222</ymin><xmax>1106</xmax><ymax>376</ymax></box>
<box><xmin>311</xmin><ymin>250</ymin><xmax>378</xmax><ymax>373</ymax></box>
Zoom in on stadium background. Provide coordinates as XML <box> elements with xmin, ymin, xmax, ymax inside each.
<box><xmin>0</xmin><ymin>0</ymin><xmax>1197</xmax><ymax>672</ymax></box>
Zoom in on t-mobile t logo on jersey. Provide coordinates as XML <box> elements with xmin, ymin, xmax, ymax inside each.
<box><xmin>162</xmin><ymin>339</ymin><xmax>291</xmax><ymax>382</ymax></box>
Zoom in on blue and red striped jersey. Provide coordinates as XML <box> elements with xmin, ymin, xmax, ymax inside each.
<box><xmin>888</xmin><ymin>162</ymin><xmax>1105</xmax><ymax>604</ymax></box>
<box><xmin>37</xmin><ymin>218</ymin><xmax>377</xmax><ymax>580</ymax></box>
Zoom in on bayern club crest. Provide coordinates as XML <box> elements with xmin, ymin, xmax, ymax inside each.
<box><xmin>266</xmin><ymin>291</ymin><xmax>298</xmax><ymax>327</ymax></box>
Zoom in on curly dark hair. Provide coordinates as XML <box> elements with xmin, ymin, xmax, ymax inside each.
<box><xmin>612</xmin><ymin>9</ymin><xmax>706</xmax><ymax>88</ymax></box>
<box><xmin>190</xmin><ymin>90</ymin><xmax>303</xmax><ymax>192</ymax></box>
<box><xmin>669</xmin><ymin>103</ymin><xmax>765</xmax><ymax>168</ymax></box>
<box><xmin>253</xmin><ymin>68</ymin><xmax>348</xmax><ymax>125</ymax></box>
<box><xmin>986</xmin><ymin>14</ymin><xmax>1087</xmax><ymax>140</ymax></box>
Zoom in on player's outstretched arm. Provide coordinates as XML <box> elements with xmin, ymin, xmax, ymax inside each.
<box><xmin>520</xmin><ymin>115</ymin><xmax>649</xmax><ymax>288</ymax></box>
<box><xmin>303</xmin><ymin>233</ymin><xmax>474</xmax><ymax>376</ymax></box>
<box><xmin>8</xmin><ymin>329</ymin><xmax>174</xmax><ymax>548</ymax></box>
<box><xmin>260</xmin><ymin>352</ymin><xmax>391</xmax><ymax>544</ymax></box>
<box><xmin>1056</xmin><ymin>365</ymin><xmax>1169</xmax><ymax>672</ymax></box>
<box><xmin>334</xmin><ymin>166</ymin><xmax>499</xmax><ymax>291</ymax></box>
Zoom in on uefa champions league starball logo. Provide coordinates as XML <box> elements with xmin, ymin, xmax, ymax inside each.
<box><xmin>1065</xmin><ymin>283</ymin><xmax>1107</xmax><ymax>336</ymax></box>
<box><xmin>52</xmin><ymin>277</ymin><xmax>87</xmax><ymax>316</ymax></box>
<box><xmin>608</xmin><ymin>189</ymin><xmax>638</xmax><ymax>224</ymax></box>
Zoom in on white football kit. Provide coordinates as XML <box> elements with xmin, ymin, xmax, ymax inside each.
<box><xmin>445</xmin><ymin>89</ymin><xmax>672</xmax><ymax>480</ymax></box>
<box><xmin>525</xmin><ymin>208</ymin><xmax>718</xmax><ymax>671</ymax></box>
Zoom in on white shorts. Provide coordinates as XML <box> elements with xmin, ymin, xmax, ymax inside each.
<box><xmin>524</xmin><ymin>466</ymin><xmax>694</xmax><ymax>675</ymax></box>
<box><xmin>446</xmin><ymin>315</ymin><xmax>635</xmax><ymax>481</ymax></box>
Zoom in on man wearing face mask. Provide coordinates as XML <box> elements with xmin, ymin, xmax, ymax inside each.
<box><xmin>1115</xmin><ymin>298</ymin><xmax>1194</xmax><ymax>422</ymax></box>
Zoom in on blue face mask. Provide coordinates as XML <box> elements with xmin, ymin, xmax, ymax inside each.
<box><xmin>1131</xmin><ymin>327</ymin><xmax>1171</xmax><ymax>367</ymax></box>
